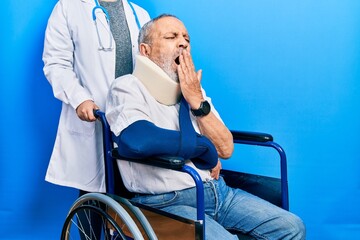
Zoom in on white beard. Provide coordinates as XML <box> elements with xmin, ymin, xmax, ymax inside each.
<box><xmin>156</xmin><ymin>53</ymin><xmax>179</xmax><ymax>82</ymax></box>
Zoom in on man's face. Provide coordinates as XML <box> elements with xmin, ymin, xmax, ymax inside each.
<box><xmin>141</xmin><ymin>17</ymin><xmax>190</xmax><ymax>81</ymax></box>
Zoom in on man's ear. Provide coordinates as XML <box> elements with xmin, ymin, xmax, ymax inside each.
<box><xmin>139</xmin><ymin>43</ymin><xmax>151</xmax><ymax>57</ymax></box>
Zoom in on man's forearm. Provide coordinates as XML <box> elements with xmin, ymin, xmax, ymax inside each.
<box><xmin>196</xmin><ymin>112</ymin><xmax>234</xmax><ymax>159</ymax></box>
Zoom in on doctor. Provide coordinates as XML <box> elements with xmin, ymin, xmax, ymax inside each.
<box><xmin>42</xmin><ymin>0</ymin><xmax>150</xmax><ymax>194</ymax></box>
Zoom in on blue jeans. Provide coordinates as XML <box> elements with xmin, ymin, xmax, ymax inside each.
<box><xmin>131</xmin><ymin>177</ymin><xmax>305</xmax><ymax>239</ymax></box>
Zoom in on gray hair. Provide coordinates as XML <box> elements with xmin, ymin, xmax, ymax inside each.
<box><xmin>138</xmin><ymin>14</ymin><xmax>179</xmax><ymax>46</ymax></box>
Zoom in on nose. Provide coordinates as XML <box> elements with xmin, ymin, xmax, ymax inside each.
<box><xmin>178</xmin><ymin>37</ymin><xmax>189</xmax><ymax>49</ymax></box>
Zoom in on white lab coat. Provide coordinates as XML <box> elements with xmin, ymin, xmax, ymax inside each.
<box><xmin>42</xmin><ymin>0</ymin><xmax>150</xmax><ymax>192</ymax></box>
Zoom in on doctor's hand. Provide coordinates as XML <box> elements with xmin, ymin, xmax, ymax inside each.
<box><xmin>177</xmin><ymin>49</ymin><xmax>204</xmax><ymax>109</ymax></box>
<box><xmin>76</xmin><ymin>100</ymin><xmax>99</xmax><ymax>122</ymax></box>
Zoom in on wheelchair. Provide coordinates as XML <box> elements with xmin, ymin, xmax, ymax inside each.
<box><xmin>61</xmin><ymin>110</ymin><xmax>289</xmax><ymax>240</ymax></box>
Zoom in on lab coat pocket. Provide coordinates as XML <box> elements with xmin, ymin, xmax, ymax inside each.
<box><xmin>64</xmin><ymin>106</ymin><xmax>95</xmax><ymax>136</ymax></box>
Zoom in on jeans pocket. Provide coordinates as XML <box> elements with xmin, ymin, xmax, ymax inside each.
<box><xmin>132</xmin><ymin>191</ymin><xmax>179</xmax><ymax>208</ymax></box>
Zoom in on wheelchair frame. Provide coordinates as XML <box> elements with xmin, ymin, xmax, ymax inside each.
<box><xmin>61</xmin><ymin>110</ymin><xmax>289</xmax><ymax>240</ymax></box>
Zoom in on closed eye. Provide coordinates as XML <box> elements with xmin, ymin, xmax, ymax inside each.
<box><xmin>164</xmin><ymin>33</ymin><xmax>177</xmax><ymax>39</ymax></box>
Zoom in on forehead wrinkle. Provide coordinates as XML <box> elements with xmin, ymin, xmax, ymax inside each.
<box><xmin>163</xmin><ymin>30</ymin><xmax>190</xmax><ymax>36</ymax></box>
<box><xmin>150</xmin><ymin>17</ymin><xmax>190</xmax><ymax>43</ymax></box>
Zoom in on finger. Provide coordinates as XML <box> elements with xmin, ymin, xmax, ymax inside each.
<box><xmin>177</xmin><ymin>63</ymin><xmax>185</xmax><ymax>83</ymax></box>
<box><xmin>88</xmin><ymin>105</ymin><xmax>100</xmax><ymax>121</ymax></box>
<box><xmin>88</xmin><ymin>110</ymin><xmax>96</xmax><ymax>121</ymax></box>
<box><xmin>179</xmin><ymin>50</ymin><xmax>191</xmax><ymax>74</ymax></box>
<box><xmin>183</xmin><ymin>49</ymin><xmax>195</xmax><ymax>73</ymax></box>
<box><xmin>179</xmin><ymin>54</ymin><xmax>192</xmax><ymax>85</ymax></box>
<box><xmin>83</xmin><ymin>113</ymin><xmax>89</xmax><ymax>121</ymax></box>
<box><xmin>197</xmin><ymin>69</ymin><xmax>202</xmax><ymax>82</ymax></box>
<box><xmin>76</xmin><ymin>108</ymin><xmax>86</xmax><ymax>121</ymax></box>
<box><xmin>211</xmin><ymin>170</ymin><xmax>220</xmax><ymax>180</ymax></box>
<box><xmin>179</xmin><ymin>51</ymin><xmax>188</xmax><ymax>77</ymax></box>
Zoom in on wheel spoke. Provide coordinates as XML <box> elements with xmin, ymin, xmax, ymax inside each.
<box><xmin>61</xmin><ymin>193</ymin><xmax>146</xmax><ymax>240</ymax></box>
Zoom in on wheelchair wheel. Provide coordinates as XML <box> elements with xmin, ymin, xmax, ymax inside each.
<box><xmin>61</xmin><ymin>193</ymin><xmax>144</xmax><ymax>240</ymax></box>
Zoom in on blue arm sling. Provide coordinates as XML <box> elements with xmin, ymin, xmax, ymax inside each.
<box><xmin>113</xmin><ymin>97</ymin><xmax>218</xmax><ymax>170</ymax></box>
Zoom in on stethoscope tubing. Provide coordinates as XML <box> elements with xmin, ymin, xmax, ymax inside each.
<box><xmin>92</xmin><ymin>0</ymin><xmax>141</xmax><ymax>51</ymax></box>
<box><xmin>93</xmin><ymin>0</ymin><xmax>141</xmax><ymax>29</ymax></box>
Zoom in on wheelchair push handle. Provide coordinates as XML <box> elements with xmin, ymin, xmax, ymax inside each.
<box><xmin>93</xmin><ymin>109</ymin><xmax>108</xmax><ymax>125</ymax></box>
<box><xmin>93</xmin><ymin>109</ymin><xmax>102</xmax><ymax>118</ymax></box>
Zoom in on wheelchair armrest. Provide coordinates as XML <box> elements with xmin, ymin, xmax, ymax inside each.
<box><xmin>111</xmin><ymin>148</ymin><xmax>185</xmax><ymax>170</ymax></box>
<box><xmin>231</xmin><ymin>130</ymin><xmax>273</xmax><ymax>142</ymax></box>
<box><xmin>230</xmin><ymin>130</ymin><xmax>289</xmax><ymax>210</ymax></box>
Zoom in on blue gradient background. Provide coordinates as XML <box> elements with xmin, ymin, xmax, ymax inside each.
<box><xmin>1</xmin><ymin>1</ymin><xmax>359</xmax><ymax>239</ymax></box>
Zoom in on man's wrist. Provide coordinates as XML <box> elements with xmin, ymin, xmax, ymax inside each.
<box><xmin>191</xmin><ymin>100</ymin><xmax>211</xmax><ymax>117</ymax></box>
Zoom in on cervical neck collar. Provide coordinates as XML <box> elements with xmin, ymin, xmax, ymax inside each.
<box><xmin>133</xmin><ymin>55</ymin><xmax>181</xmax><ymax>105</ymax></box>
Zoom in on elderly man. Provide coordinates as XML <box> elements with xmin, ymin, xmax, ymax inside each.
<box><xmin>106</xmin><ymin>14</ymin><xmax>305</xmax><ymax>239</ymax></box>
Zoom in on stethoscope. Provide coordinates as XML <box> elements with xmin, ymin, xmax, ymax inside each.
<box><xmin>92</xmin><ymin>0</ymin><xmax>141</xmax><ymax>51</ymax></box>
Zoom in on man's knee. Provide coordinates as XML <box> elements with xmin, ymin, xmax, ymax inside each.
<box><xmin>252</xmin><ymin>211</ymin><xmax>306</xmax><ymax>240</ymax></box>
<box><xmin>282</xmin><ymin>213</ymin><xmax>306</xmax><ymax>240</ymax></box>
